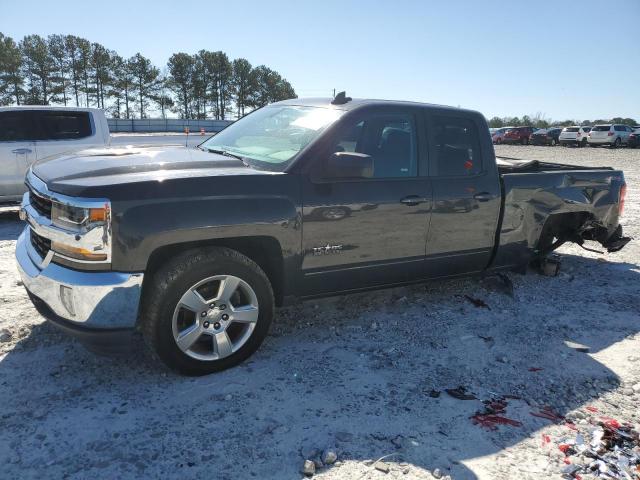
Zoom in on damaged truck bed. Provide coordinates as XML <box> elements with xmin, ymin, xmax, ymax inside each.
<box><xmin>495</xmin><ymin>157</ymin><xmax>630</xmax><ymax>270</ymax></box>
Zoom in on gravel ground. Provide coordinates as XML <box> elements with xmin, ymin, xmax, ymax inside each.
<box><xmin>0</xmin><ymin>145</ymin><xmax>638</xmax><ymax>480</ymax></box>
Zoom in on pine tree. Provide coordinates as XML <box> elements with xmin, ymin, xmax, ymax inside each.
<box><xmin>0</xmin><ymin>33</ymin><xmax>23</xmax><ymax>105</ymax></box>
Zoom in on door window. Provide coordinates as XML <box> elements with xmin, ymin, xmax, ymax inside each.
<box><xmin>431</xmin><ymin>115</ymin><xmax>482</xmax><ymax>176</ymax></box>
<box><xmin>32</xmin><ymin>111</ymin><xmax>92</xmax><ymax>140</ymax></box>
<box><xmin>0</xmin><ymin>111</ymin><xmax>32</xmax><ymax>142</ymax></box>
<box><xmin>332</xmin><ymin>114</ymin><xmax>417</xmax><ymax>178</ymax></box>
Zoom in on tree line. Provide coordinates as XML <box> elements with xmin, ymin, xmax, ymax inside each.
<box><xmin>0</xmin><ymin>32</ymin><xmax>296</xmax><ymax>119</ymax></box>
<box><xmin>487</xmin><ymin>113</ymin><xmax>638</xmax><ymax>129</ymax></box>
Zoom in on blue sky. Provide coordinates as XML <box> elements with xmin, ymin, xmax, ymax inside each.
<box><xmin>1</xmin><ymin>0</ymin><xmax>638</xmax><ymax>120</ymax></box>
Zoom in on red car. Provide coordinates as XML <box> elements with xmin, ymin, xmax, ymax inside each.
<box><xmin>502</xmin><ymin>126</ymin><xmax>535</xmax><ymax>145</ymax></box>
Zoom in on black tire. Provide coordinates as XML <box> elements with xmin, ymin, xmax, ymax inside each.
<box><xmin>580</xmin><ymin>138</ymin><xmax>587</xmax><ymax>148</ymax></box>
<box><xmin>550</xmin><ymin>138</ymin><xmax>557</xmax><ymax>146</ymax></box>
<box><xmin>612</xmin><ymin>137</ymin><xmax>621</xmax><ymax>149</ymax></box>
<box><xmin>140</xmin><ymin>247</ymin><xmax>274</xmax><ymax>375</ymax></box>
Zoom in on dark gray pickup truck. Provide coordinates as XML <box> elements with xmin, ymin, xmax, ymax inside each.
<box><xmin>16</xmin><ymin>96</ymin><xmax>630</xmax><ymax>375</ymax></box>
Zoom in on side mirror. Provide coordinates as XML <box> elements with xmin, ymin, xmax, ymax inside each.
<box><xmin>325</xmin><ymin>152</ymin><xmax>374</xmax><ymax>179</ymax></box>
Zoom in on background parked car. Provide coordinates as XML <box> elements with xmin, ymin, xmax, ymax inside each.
<box><xmin>502</xmin><ymin>126</ymin><xmax>535</xmax><ymax>145</ymax></box>
<box><xmin>491</xmin><ymin>127</ymin><xmax>512</xmax><ymax>144</ymax></box>
<box><xmin>0</xmin><ymin>106</ymin><xmax>110</xmax><ymax>204</ymax></box>
<box><xmin>559</xmin><ymin>126</ymin><xmax>592</xmax><ymax>147</ymax></box>
<box><xmin>588</xmin><ymin>124</ymin><xmax>634</xmax><ymax>148</ymax></box>
<box><xmin>628</xmin><ymin>128</ymin><xmax>640</xmax><ymax>148</ymax></box>
<box><xmin>530</xmin><ymin>127</ymin><xmax>562</xmax><ymax>146</ymax></box>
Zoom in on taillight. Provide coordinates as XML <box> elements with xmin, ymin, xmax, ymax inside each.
<box><xmin>608</xmin><ymin>131</ymin><xmax>614</xmax><ymax>136</ymax></box>
<box><xmin>619</xmin><ymin>184</ymin><xmax>627</xmax><ymax>216</ymax></box>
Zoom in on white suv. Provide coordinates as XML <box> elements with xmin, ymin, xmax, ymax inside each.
<box><xmin>559</xmin><ymin>126</ymin><xmax>591</xmax><ymax>147</ymax></box>
<box><xmin>588</xmin><ymin>124</ymin><xmax>634</xmax><ymax>148</ymax></box>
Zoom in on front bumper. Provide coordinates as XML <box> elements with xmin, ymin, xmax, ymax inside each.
<box><xmin>16</xmin><ymin>227</ymin><xmax>144</xmax><ymax>333</ymax></box>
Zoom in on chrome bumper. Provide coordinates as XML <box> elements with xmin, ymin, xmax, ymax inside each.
<box><xmin>16</xmin><ymin>227</ymin><xmax>143</xmax><ymax>329</ymax></box>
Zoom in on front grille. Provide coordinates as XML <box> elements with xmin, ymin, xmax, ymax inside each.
<box><xmin>30</xmin><ymin>229</ymin><xmax>51</xmax><ymax>259</ymax></box>
<box><xmin>29</xmin><ymin>189</ymin><xmax>52</xmax><ymax>219</ymax></box>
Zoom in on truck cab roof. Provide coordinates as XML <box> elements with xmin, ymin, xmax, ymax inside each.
<box><xmin>272</xmin><ymin>97</ymin><xmax>482</xmax><ymax>117</ymax></box>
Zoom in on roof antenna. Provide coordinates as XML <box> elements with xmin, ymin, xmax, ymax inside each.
<box><xmin>331</xmin><ymin>91</ymin><xmax>352</xmax><ymax>105</ymax></box>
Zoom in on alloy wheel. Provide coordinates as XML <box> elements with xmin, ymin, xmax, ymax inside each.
<box><xmin>172</xmin><ymin>275</ymin><xmax>259</xmax><ymax>361</ymax></box>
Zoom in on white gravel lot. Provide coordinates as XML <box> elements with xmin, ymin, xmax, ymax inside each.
<box><xmin>0</xmin><ymin>145</ymin><xmax>639</xmax><ymax>480</ymax></box>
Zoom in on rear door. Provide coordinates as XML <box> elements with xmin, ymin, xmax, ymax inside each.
<box><xmin>299</xmin><ymin>105</ymin><xmax>432</xmax><ymax>295</ymax></box>
<box><xmin>0</xmin><ymin>110</ymin><xmax>36</xmax><ymax>200</ymax></box>
<box><xmin>32</xmin><ymin>110</ymin><xmax>98</xmax><ymax>161</ymax></box>
<box><xmin>424</xmin><ymin>110</ymin><xmax>502</xmax><ymax>277</ymax></box>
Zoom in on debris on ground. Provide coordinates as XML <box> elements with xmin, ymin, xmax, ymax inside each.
<box><xmin>471</xmin><ymin>397</ymin><xmax>523</xmax><ymax>430</ymax></box>
<box><xmin>530</xmin><ymin>405</ymin><xmax>565</xmax><ymax>424</ymax></box>
<box><xmin>374</xmin><ymin>461</ymin><xmax>390</xmax><ymax>474</ymax></box>
<box><xmin>463</xmin><ymin>295</ymin><xmax>491</xmax><ymax>310</ymax></box>
<box><xmin>302</xmin><ymin>459</ymin><xmax>316</xmax><ymax>476</ymax></box>
<box><xmin>322</xmin><ymin>449</ymin><xmax>337</xmax><ymax>465</ymax></box>
<box><xmin>0</xmin><ymin>329</ymin><xmax>11</xmax><ymax>343</ymax></box>
<box><xmin>554</xmin><ymin>418</ymin><xmax>640</xmax><ymax>479</ymax></box>
<box><xmin>564</xmin><ymin>340</ymin><xmax>591</xmax><ymax>353</ymax></box>
<box><xmin>445</xmin><ymin>386</ymin><xmax>477</xmax><ymax>400</ymax></box>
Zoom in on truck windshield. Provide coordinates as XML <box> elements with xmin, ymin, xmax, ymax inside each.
<box><xmin>200</xmin><ymin>105</ymin><xmax>343</xmax><ymax>171</ymax></box>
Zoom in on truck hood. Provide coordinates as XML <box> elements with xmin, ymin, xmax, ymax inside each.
<box><xmin>32</xmin><ymin>146</ymin><xmax>278</xmax><ymax>193</ymax></box>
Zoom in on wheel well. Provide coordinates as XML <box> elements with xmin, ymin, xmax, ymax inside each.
<box><xmin>145</xmin><ymin>236</ymin><xmax>285</xmax><ymax>306</ymax></box>
<box><xmin>536</xmin><ymin>212</ymin><xmax>592</xmax><ymax>254</ymax></box>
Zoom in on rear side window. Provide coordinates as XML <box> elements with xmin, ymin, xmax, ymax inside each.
<box><xmin>614</xmin><ymin>125</ymin><xmax>625</xmax><ymax>132</ymax></box>
<box><xmin>431</xmin><ymin>115</ymin><xmax>482</xmax><ymax>176</ymax></box>
<box><xmin>33</xmin><ymin>111</ymin><xmax>92</xmax><ymax>140</ymax></box>
<box><xmin>0</xmin><ymin>111</ymin><xmax>32</xmax><ymax>142</ymax></box>
<box><xmin>593</xmin><ymin>125</ymin><xmax>611</xmax><ymax>132</ymax></box>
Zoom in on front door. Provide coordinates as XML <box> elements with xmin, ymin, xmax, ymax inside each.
<box><xmin>300</xmin><ymin>107</ymin><xmax>432</xmax><ymax>295</ymax></box>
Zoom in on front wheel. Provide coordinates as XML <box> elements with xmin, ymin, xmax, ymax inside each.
<box><xmin>141</xmin><ymin>247</ymin><xmax>274</xmax><ymax>375</ymax></box>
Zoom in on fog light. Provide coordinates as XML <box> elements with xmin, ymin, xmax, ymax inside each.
<box><xmin>59</xmin><ymin>285</ymin><xmax>76</xmax><ymax>317</ymax></box>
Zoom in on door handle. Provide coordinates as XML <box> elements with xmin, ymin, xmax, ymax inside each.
<box><xmin>12</xmin><ymin>148</ymin><xmax>32</xmax><ymax>154</ymax></box>
<box><xmin>473</xmin><ymin>192</ymin><xmax>494</xmax><ymax>202</ymax></box>
<box><xmin>400</xmin><ymin>195</ymin><xmax>428</xmax><ymax>206</ymax></box>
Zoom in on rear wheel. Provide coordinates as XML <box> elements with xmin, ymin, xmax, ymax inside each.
<box><xmin>141</xmin><ymin>247</ymin><xmax>274</xmax><ymax>375</ymax></box>
<box><xmin>612</xmin><ymin>137</ymin><xmax>621</xmax><ymax>149</ymax></box>
<box><xmin>580</xmin><ymin>138</ymin><xmax>587</xmax><ymax>147</ymax></box>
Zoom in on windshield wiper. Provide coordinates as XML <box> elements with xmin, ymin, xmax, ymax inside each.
<box><xmin>202</xmin><ymin>147</ymin><xmax>250</xmax><ymax>167</ymax></box>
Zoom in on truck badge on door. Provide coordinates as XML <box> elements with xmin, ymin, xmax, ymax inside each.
<box><xmin>312</xmin><ymin>244</ymin><xmax>343</xmax><ymax>256</ymax></box>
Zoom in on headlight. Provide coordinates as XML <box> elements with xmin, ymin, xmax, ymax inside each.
<box><xmin>50</xmin><ymin>201</ymin><xmax>111</xmax><ymax>262</ymax></box>
<box><xmin>51</xmin><ymin>202</ymin><xmax>108</xmax><ymax>232</ymax></box>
